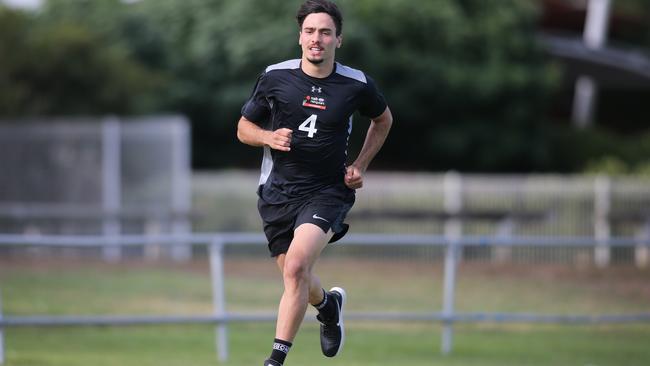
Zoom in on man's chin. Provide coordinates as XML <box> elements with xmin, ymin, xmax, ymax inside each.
<box><xmin>306</xmin><ymin>57</ymin><xmax>324</xmax><ymax>65</ymax></box>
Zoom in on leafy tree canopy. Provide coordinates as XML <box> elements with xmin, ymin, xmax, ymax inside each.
<box><xmin>2</xmin><ymin>0</ymin><xmax>647</xmax><ymax>173</ymax></box>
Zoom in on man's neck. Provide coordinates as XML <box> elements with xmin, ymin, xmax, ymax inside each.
<box><xmin>301</xmin><ymin>58</ymin><xmax>335</xmax><ymax>79</ymax></box>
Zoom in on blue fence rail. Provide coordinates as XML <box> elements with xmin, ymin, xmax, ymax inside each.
<box><xmin>1</xmin><ymin>233</ymin><xmax>649</xmax><ymax>363</ymax></box>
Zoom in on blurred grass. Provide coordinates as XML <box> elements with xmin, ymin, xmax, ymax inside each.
<box><xmin>3</xmin><ymin>257</ymin><xmax>650</xmax><ymax>315</ymax></box>
<box><xmin>1</xmin><ymin>256</ymin><xmax>650</xmax><ymax>365</ymax></box>
<box><xmin>4</xmin><ymin>324</ymin><xmax>650</xmax><ymax>366</ymax></box>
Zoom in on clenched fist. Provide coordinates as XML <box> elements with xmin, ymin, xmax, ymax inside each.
<box><xmin>266</xmin><ymin>128</ymin><xmax>293</xmax><ymax>152</ymax></box>
<box><xmin>345</xmin><ymin>165</ymin><xmax>364</xmax><ymax>189</ymax></box>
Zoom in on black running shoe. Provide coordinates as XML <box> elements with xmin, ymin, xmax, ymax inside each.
<box><xmin>317</xmin><ymin>287</ymin><xmax>346</xmax><ymax>357</ymax></box>
<box><xmin>263</xmin><ymin>359</ymin><xmax>281</xmax><ymax>366</ymax></box>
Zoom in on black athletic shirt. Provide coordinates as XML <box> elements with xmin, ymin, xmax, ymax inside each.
<box><xmin>241</xmin><ymin>59</ymin><xmax>387</xmax><ymax>204</ymax></box>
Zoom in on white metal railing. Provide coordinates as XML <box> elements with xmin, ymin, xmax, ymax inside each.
<box><xmin>1</xmin><ymin>232</ymin><xmax>649</xmax><ymax>363</ymax></box>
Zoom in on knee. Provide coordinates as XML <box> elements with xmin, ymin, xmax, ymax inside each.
<box><xmin>283</xmin><ymin>258</ymin><xmax>310</xmax><ymax>287</ymax></box>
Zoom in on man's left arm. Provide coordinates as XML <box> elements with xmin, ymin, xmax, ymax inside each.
<box><xmin>345</xmin><ymin>106</ymin><xmax>393</xmax><ymax>189</ymax></box>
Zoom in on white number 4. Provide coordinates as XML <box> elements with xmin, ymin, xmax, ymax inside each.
<box><xmin>298</xmin><ymin>114</ymin><xmax>318</xmax><ymax>138</ymax></box>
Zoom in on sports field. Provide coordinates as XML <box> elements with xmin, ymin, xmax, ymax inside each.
<box><xmin>1</xmin><ymin>256</ymin><xmax>650</xmax><ymax>366</ymax></box>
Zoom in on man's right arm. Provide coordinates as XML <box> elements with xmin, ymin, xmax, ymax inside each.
<box><xmin>237</xmin><ymin>116</ymin><xmax>293</xmax><ymax>152</ymax></box>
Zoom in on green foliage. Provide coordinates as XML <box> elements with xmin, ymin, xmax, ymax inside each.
<box><xmin>131</xmin><ymin>0</ymin><xmax>301</xmax><ymax>167</ymax></box>
<box><xmin>584</xmin><ymin>156</ymin><xmax>630</xmax><ymax>175</ymax></box>
<box><xmin>1</xmin><ymin>0</ymin><xmax>647</xmax><ymax>172</ymax></box>
<box><xmin>611</xmin><ymin>0</ymin><xmax>650</xmax><ymax>48</ymax></box>
<box><xmin>0</xmin><ymin>2</ymin><xmax>164</xmax><ymax>116</ymax></box>
<box><xmin>543</xmin><ymin>126</ymin><xmax>650</xmax><ymax>174</ymax></box>
<box><xmin>337</xmin><ymin>0</ymin><xmax>560</xmax><ymax>171</ymax></box>
<box><xmin>585</xmin><ymin>157</ymin><xmax>650</xmax><ymax>177</ymax></box>
<box><xmin>128</xmin><ymin>0</ymin><xmax>560</xmax><ymax>170</ymax></box>
<box><xmin>0</xmin><ymin>7</ymin><xmax>32</xmax><ymax>114</ymax></box>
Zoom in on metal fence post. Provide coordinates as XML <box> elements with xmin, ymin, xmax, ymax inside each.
<box><xmin>494</xmin><ymin>217</ymin><xmax>515</xmax><ymax>263</ymax></box>
<box><xmin>208</xmin><ymin>238</ymin><xmax>228</xmax><ymax>362</ymax></box>
<box><xmin>102</xmin><ymin>117</ymin><xmax>122</xmax><ymax>262</ymax></box>
<box><xmin>441</xmin><ymin>238</ymin><xmax>459</xmax><ymax>355</ymax></box>
<box><xmin>441</xmin><ymin>171</ymin><xmax>462</xmax><ymax>355</ymax></box>
<box><xmin>170</xmin><ymin>120</ymin><xmax>192</xmax><ymax>262</ymax></box>
<box><xmin>444</xmin><ymin>171</ymin><xmax>463</xmax><ymax>256</ymax></box>
<box><xmin>635</xmin><ymin>222</ymin><xmax>650</xmax><ymax>269</ymax></box>
<box><xmin>1</xmin><ymin>289</ymin><xmax>5</xmax><ymax>364</ymax></box>
<box><xmin>594</xmin><ymin>175</ymin><xmax>611</xmax><ymax>268</ymax></box>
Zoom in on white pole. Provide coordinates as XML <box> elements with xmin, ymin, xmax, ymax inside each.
<box><xmin>102</xmin><ymin>117</ymin><xmax>122</xmax><ymax>262</ymax></box>
<box><xmin>143</xmin><ymin>220</ymin><xmax>163</xmax><ymax>262</ymax></box>
<box><xmin>441</xmin><ymin>171</ymin><xmax>462</xmax><ymax>355</ymax></box>
<box><xmin>594</xmin><ymin>175</ymin><xmax>611</xmax><ymax>268</ymax></box>
<box><xmin>584</xmin><ymin>0</ymin><xmax>612</xmax><ymax>50</ymax></box>
<box><xmin>444</xmin><ymin>172</ymin><xmax>463</xmax><ymax>246</ymax></box>
<box><xmin>170</xmin><ymin>120</ymin><xmax>192</xmax><ymax>262</ymax></box>
<box><xmin>635</xmin><ymin>222</ymin><xmax>650</xmax><ymax>269</ymax></box>
<box><xmin>209</xmin><ymin>240</ymin><xmax>228</xmax><ymax>362</ymax></box>
<box><xmin>494</xmin><ymin>217</ymin><xmax>515</xmax><ymax>264</ymax></box>
<box><xmin>571</xmin><ymin>0</ymin><xmax>612</xmax><ymax>128</ymax></box>
<box><xmin>572</xmin><ymin>76</ymin><xmax>598</xmax><ymax>129</ymax></box>
<box><xmin>441</xmin><ymin>238</ymin><xmax>459</xmax><ymax>355</ymax></box>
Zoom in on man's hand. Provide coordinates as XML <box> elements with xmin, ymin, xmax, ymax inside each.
<box><xmin>345</xmin><ymin>165</ymin><xmax>364</xmax><ymax>189</ymax></box>
<box><xmin>266</xmin><ymin>128</ymin><xmax>293</xmax><ymax>151</ymax></box>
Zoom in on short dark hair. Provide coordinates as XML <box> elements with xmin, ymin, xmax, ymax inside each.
<box><xmin>296</xmin><ymin>0</ymin><xmax>343</xmax><ymax>36</ymax></box>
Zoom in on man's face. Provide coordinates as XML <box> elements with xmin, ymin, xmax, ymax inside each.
<box><xmin>299</xmin><ymin>12</ymin><xmax>342</xmax><ymax>65</ymax></box>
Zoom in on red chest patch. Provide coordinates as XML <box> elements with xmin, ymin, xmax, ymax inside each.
<box><xmin>302</xmin><ymin>95</ymin><xmax>327</xmax><ymax>110</ymax></box>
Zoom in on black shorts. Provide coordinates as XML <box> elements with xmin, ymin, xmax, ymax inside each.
<box><xmin>257</xmin><ymin>191</ymin><xmax>355</xmax><ymax>257</ymax></box>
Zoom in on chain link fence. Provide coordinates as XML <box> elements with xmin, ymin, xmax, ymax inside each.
<box><xmin>0</xmin><ymin>116</ymin><xmax>191</xmax><ymax>261</ymax></box>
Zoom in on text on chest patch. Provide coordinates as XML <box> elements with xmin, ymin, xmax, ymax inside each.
<box><xmin>302</xmin><ymin>95</ymin><xmax>327</xmax><ymax>110</ymax></box>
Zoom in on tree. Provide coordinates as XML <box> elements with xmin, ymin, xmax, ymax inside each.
<box><xmin>128</xmin><ymin>0</ymin><xmax>559</xmax><ymax>171</ymax></box>
<box><xmin>0</xmin><ymin>3</ymin><xmax>164</xmax><ymax>116</ymax></box>
<box><xmin>14</xmin><ymin>0</ymin><xmax>641</xmax><ymax>172</ymax></box>
<box><xmin>338</xmin><ymin>0</ymin><xmax>559</xmax><ymax>171</ymax></box>
<box><xmin>129</xmin><ymin>0</ymin><xmax>300</xmax><ymax>167</ymax></box>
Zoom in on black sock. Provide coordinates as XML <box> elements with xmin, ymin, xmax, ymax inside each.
<box><xmin>313</xmin><ymin>289</ymin><xmax>338</xmax><ymax>321</ymax></box>
<box><xmin>269</xmin><ymin>338</ymin><xmax>292</xmax><ymax>365</ymax></box>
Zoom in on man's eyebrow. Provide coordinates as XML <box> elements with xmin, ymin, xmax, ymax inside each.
<box><xmin>302</xmin><ymin>25</ymin><xmax>332</xmax><ymax>30</ymax></box>
<box><xmin>303</xmin><ymin>26</ymin><xmax>333</xmax><ymax>32</ymax></box>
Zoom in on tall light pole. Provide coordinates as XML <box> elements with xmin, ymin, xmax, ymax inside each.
<box><xmin>572</xmin><ymin>0</ymin><xmax>612</xmax><ymax>128</ymax></box>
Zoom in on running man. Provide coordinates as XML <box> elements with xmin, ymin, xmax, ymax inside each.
<box><xmin>236</xmin><ymin>1</ymin><xmax>392</xmax><ymax>365</ymax></box>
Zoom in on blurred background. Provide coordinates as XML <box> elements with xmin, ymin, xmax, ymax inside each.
<box><xmin>1</xmin><ymin>0</ymin><xmax>649</xmax><ymax>172</ymax></box>
<box><xmin>1</xmin><ymin>1</ymin><xmax>649</xmax><ymax>365</ymax></box>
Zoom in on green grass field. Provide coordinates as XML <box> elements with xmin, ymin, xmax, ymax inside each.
<box><xmin>6</xmin><ymin>323</ymin><xmax>650</xmax><ymax>366</ymax></box>
<box><xmin>1</xmin><ymin>256</ymin><xmax>650</xmax><ymax>366</ymax></box>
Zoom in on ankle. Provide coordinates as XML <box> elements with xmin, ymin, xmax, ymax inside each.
<box><xmin>268</xmin><ymin>338</ymin><xmax>292</xmax><ymax>365</ymax></box>
<box><xmin>312</xmin><ymin>288</ymin><xmax>327</xmax><ymax>309</ymax></box>
<box><xmin>314</xmin><ymin>290</ymin><xmax>338</xmax><ymax>321</ymax></box>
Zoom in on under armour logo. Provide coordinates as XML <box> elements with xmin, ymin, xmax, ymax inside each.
<box><xmin>311</xmin><ymin>86</ymin><xmax>322</xmax><ymax>93</ymax></box>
